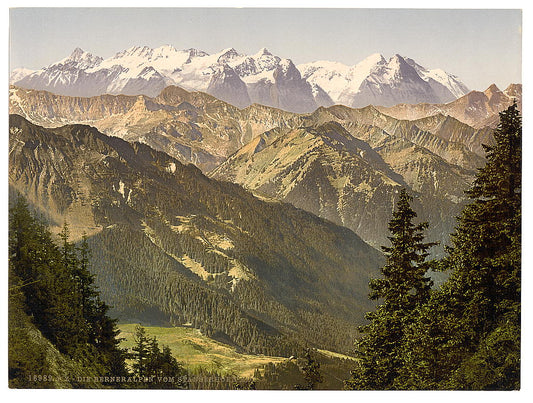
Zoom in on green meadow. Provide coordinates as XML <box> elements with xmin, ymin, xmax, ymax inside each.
<box><xmin>117</xmin><ymin>323</ymin><xmax>286</xmax><ymax>378</ymax></box>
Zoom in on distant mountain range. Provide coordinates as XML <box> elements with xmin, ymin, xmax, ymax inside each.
<box><xmin>11</xmin><ymin>45</ymin><xmax>471</xmax><ymax>112</ymax></box>
<box><xmin>9</xmin><ymin>43</ymin><xmax>523</xmax><ymax>356</ymax></box>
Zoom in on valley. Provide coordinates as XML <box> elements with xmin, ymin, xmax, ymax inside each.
<box><xmin>9</xmin><ymin>114</ymin><xmax>383</xmax><ymax>357</ymax></box>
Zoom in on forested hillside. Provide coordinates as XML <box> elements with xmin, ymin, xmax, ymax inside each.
<box><xmin>9</xmin><ymin>114</ymin><xmax>383</xmax><ymax>356</ymax></box>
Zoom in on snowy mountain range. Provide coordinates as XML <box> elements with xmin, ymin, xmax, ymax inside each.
<box><xmin>11</xmin><ymin>45</ymin><xmax>470</xmax><ymax>112</ymax></box>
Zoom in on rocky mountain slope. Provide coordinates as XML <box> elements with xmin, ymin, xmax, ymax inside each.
<box><xmin>10</xmin><ymin>84</ymin><xmax>497</xmax><ymax>252</ymax></box>
<box><xmin>9</xmin><ymin>85</ymin><xmax>302</xmax><ymax>171</ymax></box>
<box><xmin>11</xmin><ymin>46</ymin><xmax>469</xmax><ymax>112</ymax></box>
<box><xmin>211</xmin><ymin>119</ymin><xmax>475</xmax><ymax>252</ymax></box>
<box><xmin>9</xmin><ymin>114</ymin><xmax>383</xmax><ymax>354</ymax></box>
<box><xmin>307</xmin><ymin>104</ymin><xmax>490</xmax><ymax>169</ymax></box>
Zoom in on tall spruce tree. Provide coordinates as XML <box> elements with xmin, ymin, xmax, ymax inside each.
<box><xmin>132</xmin><ymin>325</ymin><xmax>150</xmax><ymax>378</ymax></box>
<box><xmin>345</xmin><ymin>189</ymin><xmax>436</xmax><ymax>390</ymax></box>
<box><xmin>395</xmin><ymin>102</ymin><xmax>521</xmax><ymax>390</ymax></box>
<box><xmin>445</xmin><ymin>102</ymin><xmax>520</xmax><ymax>390</ymax></box>
<box><xmin>301</xmin><ymin>348</ymin><xmax>323</xmax><ymax>390</ymax></box>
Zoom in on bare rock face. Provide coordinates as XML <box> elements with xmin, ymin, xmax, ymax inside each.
<box><xmin>271</xmin><ymin>60</ymin><xmax>318</xmax><ymax>113</ymax></box>
<box><xmin>206</xmin><ymin>64</ymin><xmax>251</xmax><ymax>108</ymax></box>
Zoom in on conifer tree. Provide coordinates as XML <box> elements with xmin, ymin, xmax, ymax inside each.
<box><xmin>9</xmin><ymin>198</ymin><xmax>85</xmax><ymax>354</ymax></box>
<box><xmin>445</xmin><ymin>101</ymin><xmax>521</xmax><ymax>327</ymax></box>
<box><xmin>301</xmin><ymin>348</ymin><xmax>323</xmax><ymax>390</ymax></box>
<box><xmin>444</xmin><ymin>102</ymin><xmax>520</xmax><ymax>389</ymax></box>
<box><xmin>157</xmin><ymin>345</ymin><xmax>187</xmax><ymax>389</ymax></box>
<box><xmin>345</xmin><ymin>189</ymin><xmax>435</xmax><ymax>390</ymax></box>
<box><xmin>74</xmin><ymin>234</ymin><xmax>99</xmax><ymax>330</ymax></box>
<box><xmin>395</xmin><ymin>102</ymin><xmax>521</xmax><ymax>390</ymax></box>
<box><xmin>132</xmin><ymin>325</ymin><xmax>150</xmax><ymax>378</ymax></box>
<box><xmin>8</xmin><ymin>195</ymin><xmax>128</xmax><ymax>383</ymax></box>
<box><xmin>130</xmin><ymin>325</ymin><xmax>187</xmax><ymax>388</ymax></box>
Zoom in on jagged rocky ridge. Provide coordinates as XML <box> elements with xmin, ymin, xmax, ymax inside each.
<box><xmin>9</xmin><ymin>114</ymin><xmax>383</xmax><ymax>354</ymax></box>
<box><xmin>376</xmin><ymin>83</ymin><xmax>522</xmax><ymax>129</ymax></box>
<box><xmin>9</xmin><ymin>85</ymin><xmax>304</xmax><ymax>172</ymax></box>
<box><xmin>211</xmin><ymin>119</ymin><xmax>475</xmax><ymax>253</ymax></box>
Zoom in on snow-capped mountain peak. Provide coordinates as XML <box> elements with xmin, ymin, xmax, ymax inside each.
<box><xmin>10</xmin><ymin>67</ymin><xmax>36</xmax><ymax>84</ymax></box>
<box><xmin>403</xmin><ymin>57</ymin><xmax>469</xmax><ymax>99</ymax></box>
<box><xmin>124</xmin><ymin>45</ymin><xmax>152</xmax><ymax>57</ymax></box>
<box><xmin>366</xmin><ymin>53</ymin><xmax>386</xmax><ymax>63</ymax></box>
<box><xmin>379</xmin><ymin>54</ymin><xmax>422</xmax><ymax>83</ymax></box>
<box><xmin>11</xmin><ymin>45</ymin><xmax>471</xmax><ymax>111</ymax></box>
<box><xmin>155</xmin><ymin>44</ymin><xmax>177</xmax><ymax>53</ymax></box>
<box><xmin>356</xmin><ymin>53</ymin><xmax>386</xmax><ymax>72</ymax></box>
<box><xmin>151</xmin><ymin>44</ymin><xmax>180</xmax><ymax>60</ymax></box>
<box><xmin>216</xmin><ymin>47</ymin><xmax>243</xmax><ymax>64</ymax></box>
<box><xmin>350</xmin><ymin>53</ymin><xmax>388</xmax><ymax>84</ymax></box>
<box><xmin>67</xmin><ymin>47</ymin><xmax>89</xmax><ymax>61</ymax></box>
<box><xmin>300</xmin><ymin>52</ymin><xmax>469</xmax><ymax>107</ymax></box>
<box><xmin>386</xmin><ymin>54</ymin><xmax>412</xmax><ymax>72</ymax></box>
<box><xmin>277</xmin><ymin>59</ymin><xmax>295</xmax><ymax>75</ymax></box>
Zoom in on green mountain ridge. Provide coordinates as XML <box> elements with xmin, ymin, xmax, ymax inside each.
<box><xmin>212</xmin><ymin>119</ymin><xmax>475</xmax><ymax>256</ymax></box>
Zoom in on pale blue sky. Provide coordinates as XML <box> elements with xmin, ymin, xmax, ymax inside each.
<box><xmin>9</xmin><ymin>8</ymin><xmax>522</xmax><ymax>90</ymax></box>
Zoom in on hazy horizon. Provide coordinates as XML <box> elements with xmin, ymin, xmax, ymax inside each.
<box><xmin>9</xmin><ymin>8</ymin><xmax>522</xmax><ymax>91</ymax></box>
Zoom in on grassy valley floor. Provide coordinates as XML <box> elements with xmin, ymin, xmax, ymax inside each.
<box><xmin>117</xmin><ymin>323</ymin><xmax>286</xmax><ymax>378</ymax></box>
